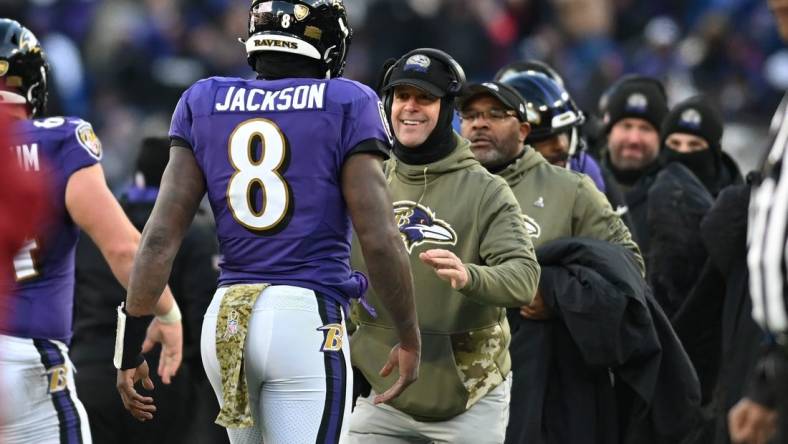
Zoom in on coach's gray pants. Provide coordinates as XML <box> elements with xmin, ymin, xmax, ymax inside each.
<box><xmin>348</xmin><ymin>373</ymin><xmax>511</xmax><ymax>444</ymax></box>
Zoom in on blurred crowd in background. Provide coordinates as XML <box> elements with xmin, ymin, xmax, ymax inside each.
<box><xmin>4</xmin><ymin>0</ymin><xmax>786</xmax><ymax>185</ymax></box>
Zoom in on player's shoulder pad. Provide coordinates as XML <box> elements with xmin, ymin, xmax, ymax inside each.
<box><xmin>63</xmin><ymin>117</ymin><xmax>103</xmax><ymax>161</ymax></box>
<box><xmin>328</xmin><ymin>78</ymin><xmax>380</xmax><ymax>105</ymax></box>
<box><xmin>23</xmin><ymin>116</ymin><xmax>102</xmax><ymax>161</ymax></box>
<box><xmin>194</xmin><ymin>76</ymin><xmax>246</xmax><ymax>92</ymax></box>
<box><xmin>171</xmin><ymin>76</ymin><xmax>220</xmax><ymax>100</ymax></box>
<box><xmin>179</xmin><ymin>77</ymin><xmax>222</xmax><ymax>99</ymax></box>
<box><xmin>179</xmin><ymin>76</ymin><xmax>245</xmax><ymax>109</ymax></box>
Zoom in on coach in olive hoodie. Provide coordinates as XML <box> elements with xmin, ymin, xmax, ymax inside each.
<box><xmin>458</xmin><ymin>81</ymin><xmax>643</xmax><ymax>265</ymax></box>
<box><xmin>348</xmin><ymin>50</ymin><xmax>540</xmax><ymax>443</ymax></box>
<box><xmin>458</xmin><ymin>81</ymin><xmax>644</xmax><ymax>444</ymax></box>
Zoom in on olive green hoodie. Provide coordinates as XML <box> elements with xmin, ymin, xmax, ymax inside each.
<box><xmin>501</xmin><ymin>148</ymin><xmax>644</xmax><ymax>273</ymax></box>
<box><xmin>350</xmin><ymin>135</ymin><xmax>540</xmax><ymax>421</ymax></box>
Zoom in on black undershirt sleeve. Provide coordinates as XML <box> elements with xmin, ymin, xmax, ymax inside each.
<box><xmin>346</xmin><ymin>138</ymin><xmax>390</xmax><ymax>161</ymax></box>
<box><xmin>170</xmin><ymin>136</ymin><xmax>192</xmax><ymax>150</ymax></box>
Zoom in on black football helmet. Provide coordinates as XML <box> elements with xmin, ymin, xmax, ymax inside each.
<box><xmin>500</xmin><ymin>70</ymin><xmax>584</xmax><ymax>148</ymax></box>
<box><xmin>0</xmin><ymin>19</ymin><xmax>48</xmax><ymax>117</ymax></box>
<box><xmin>243</xmin><ymin>0</ymin><xmax>352</xmax><ymax>78</ymax></box>
<box><xmin>495</xmin><ymin>59</ymin><xmax>565</xmax><ymax>88</ymax></box>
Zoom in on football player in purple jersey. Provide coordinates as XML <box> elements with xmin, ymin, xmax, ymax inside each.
<box><xmin>0</xmin><ymin>108</ymin><xmax>47</xmax><ymax>295</ymax></box>
<box><xmin>114</xmin><ymin>1</ymin><xmax>421</xmax><ymax>443</ymax></box>
<box><xmin>0</xmin><ymin>18</ymin><xmax>183</xmax><ymax>444</ymax></box>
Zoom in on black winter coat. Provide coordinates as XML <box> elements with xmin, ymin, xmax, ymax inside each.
<box><xmin>506</xmin><ymin>238</ymin><xmax>702</xmax><ymax>444</ymax></box>
<box><xmin>668</xmin><ymin>183</ymin><xmax>763</xmax><ymax>444</ymax></box>
<box><xmin>600</xmin><ymin>163</ymin><xmax>635</xmax><ymax>230</ymax></box>
<box><xmin>647</xmin><ymin>162</ymin><xmax>714</xmax><ymax>318</ymax></box>
<box><xmin>72</xmin><ymin>200</ymin><xmax>219</xmax><ymax>369</ymax></box>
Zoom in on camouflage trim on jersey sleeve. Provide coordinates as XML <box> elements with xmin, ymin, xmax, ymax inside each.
<box><xmin>451</xmin><ymin>323</ymin><xmax>506</xmax><ymax>408</ymax></box>
<box><xmin>215</xmin><ymin>283</ymin><xmax>269</xmax><ymax>428</ymax></box>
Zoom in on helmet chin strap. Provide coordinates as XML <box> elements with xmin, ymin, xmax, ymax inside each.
<box><xmin>28</xmin><ymin>79</ymin><xmax>43</xmax><ymax>116</ymax></box>
<box><xmin>566</xmin><ymin>127</ymin><xmax>579</xmax><ymax>170</ymax></box>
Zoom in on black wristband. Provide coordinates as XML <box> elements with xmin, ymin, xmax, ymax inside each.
<box><xmin>114</xmin><ymin>305</ymin><xmax>152</xmax><ymax>370</ymax></box>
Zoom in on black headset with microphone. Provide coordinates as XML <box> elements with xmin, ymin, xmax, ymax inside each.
<box><xmin>378</xmin><ymin>48</ymin><xmax>466</xmax><ymax>112</ymax></box>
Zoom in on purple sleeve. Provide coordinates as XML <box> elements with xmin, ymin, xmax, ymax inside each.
<box><xmin>169</xmin><ymin>86</ymin><xmax>195</xmax><ymax>148</ymax></box>
<box><xmin>342</xmin><ymin>88</ymin><xmax>392</xmax><ymax>157</ymax></box>
<box><xmin>571</xmin><ymin>152</ymin><xmax>606</xmax><ymax>193</ymax></box>
<box><xmin>60</xmin><ymin>121</ymin><xmax>101</xmax><ymax>177</ymax></box>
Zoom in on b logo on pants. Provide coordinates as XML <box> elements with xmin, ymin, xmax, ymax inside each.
<box><xmin>317</xmin><ymin>323</ymin><xmax>344</xmax><ymax>352</ymax></box>
<box><xmin>48</xmin><ymin>364</ymin><xmax>68</xmax><ymax>393</ymax></box>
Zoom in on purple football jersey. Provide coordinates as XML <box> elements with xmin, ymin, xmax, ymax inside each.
<box><xmin>1</xmin><ymin>116</ymin><xmax>102</xmax><ymax>343</ymax></box>
<box><xmin>169</xmin><ymin>76</ymin><xmax>390</xmax><ymax>305</ymax></box>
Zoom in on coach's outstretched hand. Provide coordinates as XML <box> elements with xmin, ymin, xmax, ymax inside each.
<box><xmin>419</xmin><ymin>249</ymin><xmax>469</xmax><ymax>290</ymax></box>
<box><xmin>116</xmin><ymin>360</ymin><xmax>156</xmax><ymax>422</ymax></box>
<box><xmin>374</xmin><ymin>334</ymin><xmax>421</xmax><ymax>405</ymax></box>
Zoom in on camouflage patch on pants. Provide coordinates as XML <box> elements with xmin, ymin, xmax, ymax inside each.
<box><xmin>451</xmin><ymin>324</ymin><xmax>505</xmax><ymax>409</ymax></box>
<box><xmin>215</xmin><ymin>283</ymin><xmax>268</xmax><ymax>428</ymax></box>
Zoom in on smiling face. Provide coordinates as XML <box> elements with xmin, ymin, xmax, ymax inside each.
<box><xmin>459</xmin><ymin>95</ymin><xmax>529</xmax><ymax>169</ymax></box>
<box><xmin>608</xmin><ymin>117</ymin><xmax>660</xmax><ymax>170</ymax></box>
<box><xmin>390</xmin><ymin>85</ymin><xmax>441</xmax><ymax>148</ymax></box>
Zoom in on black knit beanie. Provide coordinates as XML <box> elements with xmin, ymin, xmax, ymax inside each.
<box><xmin>661</xmin><ymin>95</ymin><xmax>723</xmax><ymax>153</ymax></box>
<box><xmin>603</xmin><ymin>75</ymin><xmax>668</xmax><ymax>133</ymax></box>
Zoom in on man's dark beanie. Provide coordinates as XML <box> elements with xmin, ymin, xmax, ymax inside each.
<box><xmin>602</xmin><ymin>75</ymin><xmax>668</xmax><ymax>133</ymax></box>
<box><xmin>661</xmin><ymin>95</ymin><xmax>723</xmax><ymax>152</ymax></box>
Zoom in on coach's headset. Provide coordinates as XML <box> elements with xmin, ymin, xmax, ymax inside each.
<box><xmin>378</xmin><ymin>48</ymin><xmax>467</xmax><ymax>114</ymax></box>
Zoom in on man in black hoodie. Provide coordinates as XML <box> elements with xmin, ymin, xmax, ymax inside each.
<box><xmin>600</xmin><ymin>76</ymin><xmax>669</xmax><ymax>257</ymax></box>
<box><xmin>647</xmin><ymin>97</ymin><xmax>744</xmax><ymax>318</ymax></box>
<box><xmin>660</xmin><ymin>96</ymin><xmax>742</xmax><ymax>196</ymax></box>
<box><xmin>70</xmin><ymin>138</ymin><xmax>225</xmax><ymax>444</ymax></box>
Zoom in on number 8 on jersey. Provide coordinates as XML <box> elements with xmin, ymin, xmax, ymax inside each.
<box><xmin>227</xmin><ymin>118</ymin><xmax>291</xmax><ymax>232</ymax></box>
